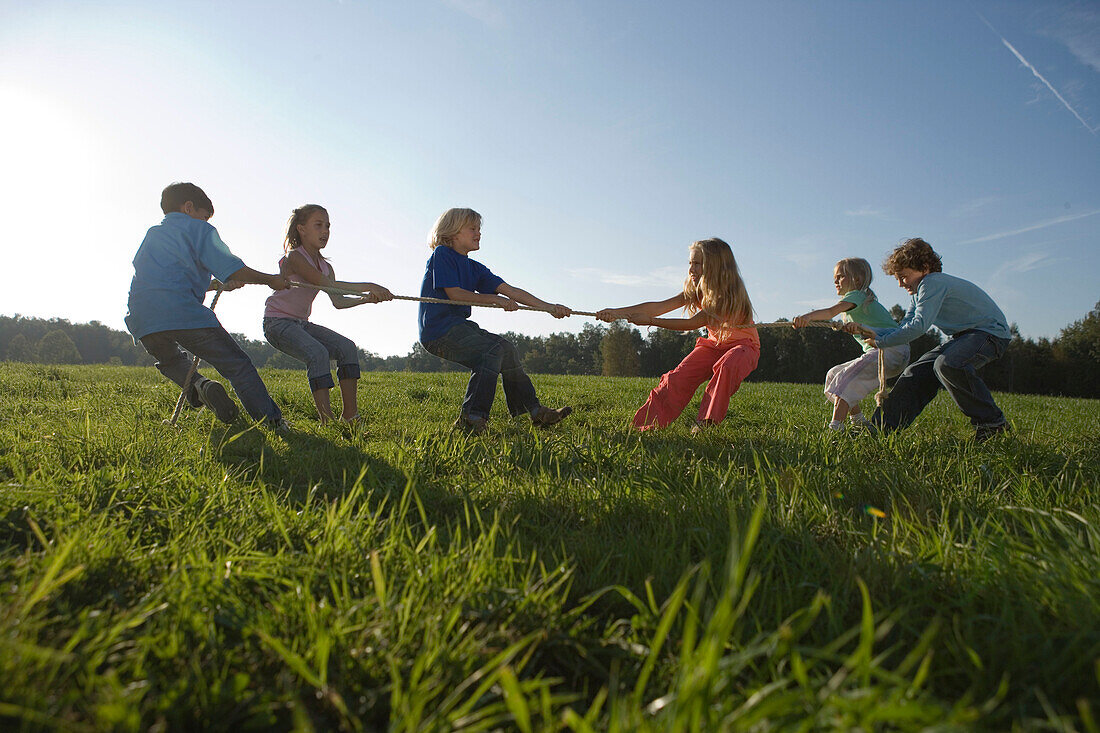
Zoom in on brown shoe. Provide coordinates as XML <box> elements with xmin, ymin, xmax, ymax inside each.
<box><xmin>531</xmin><ymin>405</ymin><xmax>573</xmax><ymax>428</ymax></box>
<box><xmin>453</xmin><ymin>414</ymin><xmax>488</xmax><ymax>435</ymax></box>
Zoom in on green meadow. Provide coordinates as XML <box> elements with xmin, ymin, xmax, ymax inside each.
<box><xmin>1</xmin><ymin>362</ymin><xmax>1097</xmax><ymax>731</ymax></box>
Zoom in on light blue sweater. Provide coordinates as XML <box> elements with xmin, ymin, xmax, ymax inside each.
<box><xmin>874</xmin><ymin>272</ymin><xmax>1011</xmax><ymax>347</ymax></box>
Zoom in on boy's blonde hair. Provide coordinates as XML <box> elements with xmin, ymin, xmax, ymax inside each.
<box><xmin>683</xmin><ymin>238</ymin><xmax>754</xmax><ymax>335</ymax></box>
<box><xmin>835</xmin><ymin>257</ymin><xmax>876</xmax><ymax>303</ymax></box>
<box><xmin>428</xmin><ymin>208</ymin><xmax>482</xmax><ymax>250</ymax></box>
<box><xmin>883</xmin><ymin>238</ymin><xmax>943</xmax><ymax>275</ymax></box>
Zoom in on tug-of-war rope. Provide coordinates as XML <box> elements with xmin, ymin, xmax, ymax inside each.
<box><xmin>286</xmin><ymin>281</ymin><xmax>891</xmax><ymax>405</ymax></box>
<box><xmin>287</xmin><ymin>281</ymin><xmax>840</xmax><ymax>329</ymax></box>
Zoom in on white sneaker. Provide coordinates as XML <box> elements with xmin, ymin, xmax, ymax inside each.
<box><xmin>268</xmin><ymin>417</ymin><xmax>292</xmax><ymax>436</ymax></box>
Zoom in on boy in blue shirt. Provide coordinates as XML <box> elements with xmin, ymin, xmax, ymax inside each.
<box><xmin>125</xmin><ymin>182</ymin><xmax>291</xmax><ymax>431</ymax></box>
<box><xmin>845</xmin><ymin>238</ymin><xmax>1011</xmax><ymax>442</ymax></box>
<box><xmin>418</xmin><ymin>207</ymin><xmax>573</xmax><ymax>435</ymax></box>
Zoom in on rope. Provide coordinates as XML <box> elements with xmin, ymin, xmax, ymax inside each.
<box><xmin>291</xmin><ymin>280</ymin><xmax>602</xmax><ymax>316</ymax></box>
<box><xmin>286</xmin><ymin>281</ymin><xmax>838</xmax><ymax>330</ymax></box>
<box><xmin>875</xmin><ymin>347</ymin><xmax>887</xmax><ymax>406</ymax></box>
<box><xmin>167</xmin><ymin>285</ymin><xmax>225</xmax><ymax>426</ymax></box>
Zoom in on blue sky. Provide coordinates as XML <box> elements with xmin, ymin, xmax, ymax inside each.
<box><xmin>1</xmin><ymin>0</ymin><xmax>1097</xmax><ymax>357</ymax></box>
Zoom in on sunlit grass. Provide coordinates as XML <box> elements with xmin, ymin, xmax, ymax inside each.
<box><xmin>0</xmin><ymin>362</ymin><xmax>1097</xmax><ymax>730</ymax></box>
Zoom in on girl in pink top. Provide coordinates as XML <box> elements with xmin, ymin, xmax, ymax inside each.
<box><xmin>597</xmin><ymin>238</ymin><xmax>760</xmax><ymax>432</ymax></box>
<box><xmin>263</xmin><ymin>204</ymin><xmax>392</xmax><ymax>424</ymax></box>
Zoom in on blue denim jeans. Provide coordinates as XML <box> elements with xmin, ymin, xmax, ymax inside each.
<box><xmin>140</xmin><ymin>327</ymin><xmax>282</xmax><ymax>422</ymax></box>
<box><xmin>263</xmin><ymin>317</ymin><xmax>361</xmax><ymax>392</ymax></box>
<box><xmin>422</xmin><ymin>321</ymin><xmax>540</xmax><ymax>421</ymax></box>
<box><xmin>873</xmin><ymin>330</ymin><xmax>1009</xmax><ymax>432</ymax></box>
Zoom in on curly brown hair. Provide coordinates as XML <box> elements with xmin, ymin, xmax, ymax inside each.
<box><xmin>882</xmin><ymin>238</ymin><xmax>943</xmax><ymax>275</ymax></box>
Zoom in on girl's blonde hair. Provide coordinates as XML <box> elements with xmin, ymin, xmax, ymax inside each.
<box><xmin>835</xmin><ymin>257</ymin><xmax>877</xmax><ymax>303</ymax></box>
<box><xmin>284</xmin><ymin>204</ymin><xmax>328</xmax><ymax>255</ymax></box>
<box><xmin>683</xmin><ymin>238</ymin><xmax>753</xmax><ymax>336</ymax></box>
<box><xmin>428</xmin><ymin>208</ymin><xmax>482</xmax><ymax>249</ymax></box>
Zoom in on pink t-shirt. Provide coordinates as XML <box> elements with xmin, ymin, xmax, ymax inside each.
<box><xmin>263</xmin><ymin>249</ymin><xmax>333</xmax><ymax>320</ymax></box>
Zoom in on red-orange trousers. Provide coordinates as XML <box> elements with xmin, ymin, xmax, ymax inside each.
<box><xmin>632</xmin><ymin>337</ymin><xmax>760</xmax><ymax>430</ymax></box>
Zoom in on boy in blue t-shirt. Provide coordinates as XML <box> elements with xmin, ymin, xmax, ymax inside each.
<box><xmin>125</xmin><ymin>182</ymin><xmax>290</xmax><ymax>431</ymax></box>
<box><xmin>418</xmin><ymin>207</ymin><xmax>573</xmax><ymax>434</ymax></box>
<box><xmin>845</xmin><ymin>238</ymin><xmax>1011</xmax><ymax>442</ymax></box>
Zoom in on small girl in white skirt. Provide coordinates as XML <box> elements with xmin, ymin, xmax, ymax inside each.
<box><xmin>792</xmin><ymin>258</ymin><xmax>909</xmax><ymax>431</ymax></box>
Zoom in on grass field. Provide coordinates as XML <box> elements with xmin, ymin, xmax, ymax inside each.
<box><xmin>1</xmin><ymin>362</ymin><xmax>1098</xmax><ymax>731</ymax></box>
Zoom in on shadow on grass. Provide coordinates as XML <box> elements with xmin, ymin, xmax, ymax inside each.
<box><xmin>207</xmin><ymin>423</ymin><xmax>410</xmax><ymax>506</ymax></box>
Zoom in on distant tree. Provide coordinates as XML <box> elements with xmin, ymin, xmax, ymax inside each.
<box><xmin>600</xmin><ymin>322</ymin><xmax>642</xmax><ymax>376</ymax></box>
<box><xmin>358</xmin><ymin>348</ymin><xmax>390</xmax><ymax>371</ymax></box>
<box><xmin>0</xmin><ymin>315</ymin><xmax>151</xmax><ymax>365</ymax></box>
<box><xmin>37</xmin><ymin>330</ymin><xmax>82</xmax><ymax>364</ymax></box>
<box><xmin>265</xmin><ymin>351</ymin><xmax>305</xmax><ymax>370</ymax></box>
<box><xmin>640</xmin><ymin>328</ymin><xmax>700</xmax><ymax>377</ymax></box>
<box><xmin>1058</xmin><ymin>300</ymin><xmax>1100</xmax><ymax>363</ymax></box>
<box><xmin>500</xmin><ymin>331</ymin><xmax>539</xmax><ymax>364</ymax></box>
<box><xmin>1052</xmin><ymin>300</ymin><xmax>1100</xmax><ymax>397</ymax></box>
<box><xmin>577</xmin><ymin>323</ymin><xmax>606</xmax><ymax>374</ymax></box>
<box><xmin>229</xmin><ymin>333</ymin><xmax>276</xmax><ymax>369</ymax></box>
<box><xmin>5</xmin><ymin>333</ymin><xmax>36</xmax><ymax>362</ymax></box>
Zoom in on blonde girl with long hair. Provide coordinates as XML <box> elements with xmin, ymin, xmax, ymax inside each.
<box><xmin>596</xmin><ymin>237</ymin><xmax>760</xmax><ymax>431</ymax></box>
<box><xmin>791</xmin><ymin>257</ymin><xmax>909</xmax><ymax>431</ymax></box>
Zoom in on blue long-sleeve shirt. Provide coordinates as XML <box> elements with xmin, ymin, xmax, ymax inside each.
<box><xmin>873</xmin><ymin>272</ymin><xmax>1011</xmax><ymax>347</ymax></box>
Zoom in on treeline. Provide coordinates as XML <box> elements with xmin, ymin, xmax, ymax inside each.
<box><xmin>3</xmin><ymin>301</ymin><xmax>1098</xmax><ymax>397</ymax></box>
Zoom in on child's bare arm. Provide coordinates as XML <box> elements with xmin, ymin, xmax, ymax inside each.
<box><xmin>443</xmin><ymin>286</ymin><xmax>521</xmax><ymax>311</ymax></box>
<box><xmin>596</xmin><ymin>294</ymin><xmax>686</xmax><ymax>323</ymax></box>
<box><xmin>283</xmin><ymin>251</ymin><xmax>393</xmax><ymax>303</ymax></box>
<box><xmin>226</xmin><ymin>266</ymin><xmax>288</xmax><ymax>290</ymax></box>
<box><xmin>792</xmin><ymin>301</ymin><xmax>854</xmax><ymax>328</ymax></box>
<box><xmin>628</xmin><ymin>310</ymin><xmax>710</xmax><ymax>331</ymax></box>
<box><xmin>496</xmin><ymin>283</ymin><xmax>571</xmax><ymax>318</ymax></box>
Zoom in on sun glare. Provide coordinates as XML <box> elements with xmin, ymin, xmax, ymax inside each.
<box><xmin>0</xmin><ymin>86</ymin><xmax>98</xmax><ymax>206</ymax></box>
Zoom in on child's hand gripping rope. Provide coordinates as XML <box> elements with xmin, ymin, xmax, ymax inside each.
<box><xmin>840</xmin><ymin>323</ymin><xmax>890</xmax><ymax>406</ymax></box>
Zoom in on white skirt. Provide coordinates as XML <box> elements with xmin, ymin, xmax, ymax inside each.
<box><xmin>824</xmin><ymin>344</ymin><xmax>910</xmax><ymax>406</ymax></box>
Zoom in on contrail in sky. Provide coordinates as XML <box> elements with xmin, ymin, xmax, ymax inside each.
<box><xmin>977</xmin><ymin>13</ymin><xmax>1097</xmax><ymax>134</ymax></box>
<box><xmin>958</xmin><ymin>209</ymin><xmax>1100</xmax><ymax>244</ymax></box>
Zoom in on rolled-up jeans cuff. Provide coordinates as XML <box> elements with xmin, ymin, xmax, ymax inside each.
<box><xmin>309</xmin><ymin>373</ymin><xmax>335</xmax><ymax>392</ymax></box>
<box><xmin>336</xmin><ymin>363</ymin><xmax>361</xmax><ymax>381</ymax></box>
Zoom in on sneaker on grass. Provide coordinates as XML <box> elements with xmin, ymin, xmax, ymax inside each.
<box><xmin>267</xmin><ymin>417</ymin><xmax>292</xmax><ymax>436</ymax></box>
<box><xmin>531</xmin><ymin>405</ymin><xmax>572</xmax><ymax>428</ymax></box>
<box><xmin>691</xmin><ymin>418</ymin><xmax>715</xmax><ymax>436</ymax></box>
<box><xmin>975</xmin><ymin>421</ymin><xmax>1010</xmax><ymax>444</ymax></box>
<box><xmin>847</xmin><ymin>414</ymin><xmax>879</xmax><ymax>436</ymax></box>
<box><xmin>453</xmin><ymin>414</ymin><xmax>488</xmax><ymax>436</ymax></box>
<box><xmin>196</xmin><ymin>378</ymin><xmax>239</xmax><ymax>423</ymax></box>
